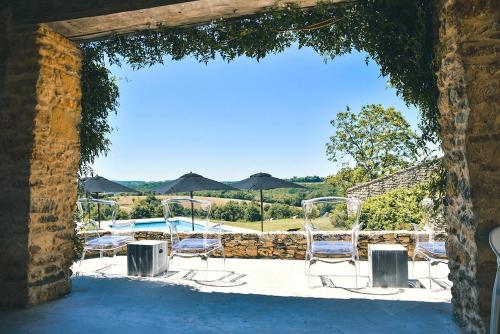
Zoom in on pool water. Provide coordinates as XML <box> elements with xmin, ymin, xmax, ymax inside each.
<box><xmin>111</xmin><ymin>219</ymin><xmax>223</xmax><ymax>232</ymax></box>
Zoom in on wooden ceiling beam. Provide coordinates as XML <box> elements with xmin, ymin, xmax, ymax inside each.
<box><xmin>6</xmin><ymin>0</ymin><xmax>347</xmax><ymax>41</ymax></box>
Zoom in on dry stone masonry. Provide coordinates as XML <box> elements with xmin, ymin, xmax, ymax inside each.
<box><xmin>436</xmin><ymin>0</ymin><xmax>499</xmax><ymax>332</ymax></box>
<box><xmin>75</xmin><ymin>231</ymin><xmax>447</xmax><ymax>261</ymax></box>
<box><xmin>346</xmin><ymin>161</ymin><xmax>438</xmax><ymax>201</ymax></box>
<box><xmin>0</xmin><ymin>23</ymin><xmax>81</xmax><ymax>308</ymax></box>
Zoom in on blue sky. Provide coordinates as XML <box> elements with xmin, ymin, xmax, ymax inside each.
<box><xmin>91</xmin><ymin>46</ymin><xmax>420</xmax><ymax>181</ymax></box>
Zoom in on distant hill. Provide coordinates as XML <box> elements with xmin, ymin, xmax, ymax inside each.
<box><xmin>117</xmin><ymin>176</ymin><xmax>324</xmax><ymax>193</ymax></box>
<box><xmin>116</xmin><ymin>180</ymin><xmax>170</xmax><ymax>193</ymax></box>
<box><xmin>288</xmin><ymin>176</ymin><xmax>324</xmax><ymax>183</ymax></box>
<box><xmin>116</xmin><ymin>177</ymin><xmax>336</xmax><ymax>207</ymax></box>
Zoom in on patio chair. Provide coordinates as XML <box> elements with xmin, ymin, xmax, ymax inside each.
<box><xmin>411</xmin><ymin>222</ymin><xmax>447</xmax><ymax>288</ymax></box>
<box><xmin>162</xmin><ymin>198</ymin><xmax>225</xmax><ymax>276</ymax></box>
<box><xmin>489</xmin><ymin>226</ymin><xmax>500</xmax><ymax>334</ymax></box>
<box><xmin>76</xmin><ymin>198</ymin><xmax>135</xmax><ymax>274</ymax></box>
<box><xmin>302</xmin><ymin>196</ymin><xmax>362</xmax><ymax>288</ymax></box>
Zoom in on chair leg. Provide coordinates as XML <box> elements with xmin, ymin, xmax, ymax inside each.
<box><xmin>77</xmin><ymin>250</ymin><xmax>86</xmax><ymax>276</ymax></box>
<box><xmin>490</xmin><ymin>270</ymin><xmax>500</xmax><ymax>334</ymax></box>
<box><xmin>166</xmin><ymin>254</ymin><xmax>174</xmax><ymax>278</ymax></box>
<box><xmin>221</xmin><ymin>248</ymin><xmax>226</xmax><ymax>270</ymax></box>
<box><xmin>307</xmin><ymin>259</ymin><xmax>313</xmax><ymax>288</ymax></box>
<box><xmin>412</xmin><ymin>254</ymin><xmax>417</xmax><ymax>279</ymax></box>
<box><xmin>428</xmin><ymin>260</ymin><xmax>432</xmax><ymax>289</ymax></box>
<box><xmin>354</xmin><ymin>257</ymin><xmax>359</xmax><ymax>288</ymax></box>
<box><xmin>304</xmin><ymin>253</ymin><xmax>308</xmax><ymax>275</ymax></box>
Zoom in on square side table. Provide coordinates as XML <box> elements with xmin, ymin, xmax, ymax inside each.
<box><xmin>368</xmin><ymin>244</ymin><xmax>408</xmax><ymax>288</ymax></box>
<box><xmin>127</xmin><ymin>240</ymin><xmax>168</xmax><ymax>277</ymax></box>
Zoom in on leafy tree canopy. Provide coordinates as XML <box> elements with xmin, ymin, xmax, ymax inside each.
<box><xmin>79</xmin><ymin>0</ymin><xmax>438</xmax><ymax>172</ymax></box>
<box><xmin>325</xmin><ymin>104</ymin><xmax>427</xmax><ymax>192</ymax></box>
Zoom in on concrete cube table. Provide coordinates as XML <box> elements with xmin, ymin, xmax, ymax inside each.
<box><xmin>127</xmin><ymin>240</ymin><xmax>168</xmax><ymax>277</ymax></box>
<box><xmin>368</xmin><ymin>244</ymin><xmax>408</xmax><ymax>288</ymax></box>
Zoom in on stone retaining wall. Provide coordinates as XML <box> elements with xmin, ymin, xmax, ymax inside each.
<box><xmin>346</xmin><ymin>160</ymin><xmax>439</xmax><ymax>201</ymax></box>
<box><xmin>75</xmin><ymin>231</ymin><xmax>447</xmax><ymax>262</ymax></box>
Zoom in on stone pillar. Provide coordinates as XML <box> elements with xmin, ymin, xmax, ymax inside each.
<box><xmin>0</xmin><ymin>22</ymin><xmax>82</xmax><ymax>308</ymax></box>
<box><xmin>437</xmin><ymin>0</ymin><xmax>499</xmax><ymax>331</ymax></box>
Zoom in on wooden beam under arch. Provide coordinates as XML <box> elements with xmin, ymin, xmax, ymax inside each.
<box><xmin>7</xmin><ymin>0</ymin><xmax>347</xmax><ymax>41</ymax></box>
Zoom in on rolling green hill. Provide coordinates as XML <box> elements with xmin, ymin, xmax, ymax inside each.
<box><xmin>116</xmin><ymin>179</ymin><xmax>337</xmax><ymax>207</ymax></box>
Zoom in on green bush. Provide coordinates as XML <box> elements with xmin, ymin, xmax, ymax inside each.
<box><xmin>329</xmin><ymin>204</ymin><xmax>354</xmax><ymax>229</ymax></box>
<box><xmin>130</xmin><ymin>195</ymin><xmax>163</xmax><ymax>219</ymax></box>
<box><xmin>266</xmin><ymin>203</ymin><xmax>302</xmax><ymax>220</ymax></box>
<box><xmin>244</xmin><ymin>203</ymin><xmax>262</xmax><ymax>222</ymax></box>
<box><xmin>212</xmin><ymin>201</ymin><xmax>245</xmax><ymax>222</ymax></box>
<box><xmin>116</xmin><ymin>208</ymin><xmax>131</xmax><ymax>220</ymax></box>
<box><xmin>360</xmin><ymin>185</ymin><xmax>427</xmax><ymax>230</ymax></box>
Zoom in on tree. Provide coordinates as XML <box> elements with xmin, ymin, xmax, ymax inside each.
<box><xmin>326</xmin><ymin>104</ymin><xmax>423</xmax><ymax>192</ymax></box>
<box><xmin>130</xmin><ymin>195</ymin><xmax>163</xmax><ymax>219</ymax></box>
<box><xmin>244</xmin><ymin>203</ymin><xmax>262</xmax><ymax>222</ymax></box>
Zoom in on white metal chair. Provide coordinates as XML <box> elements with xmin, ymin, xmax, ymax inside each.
<box><xmin>76</xmin><ymin>198</ymin><xmax>135</xmax><ymax>274</ymax></box>
<box><xmin>301</xmin><ymin>196</ymin><xmax>362</xmax><ymax>288</ymax></box>
<box><xmin>489</xmin><ymin>226</ymin><xmax>500</xmax><ymax>334</ymax></box>
<box><xmin>162</xmin><ymin>198</ymin><xmax>225</xmax><ymax>277</ymax></box>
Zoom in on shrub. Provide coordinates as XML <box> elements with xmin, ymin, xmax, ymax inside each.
<box><xmin>244</xmin><ymin>203</ymin><xmax>262</xmax><ymax>222</ymax></box>
<box><xmin>360</xmin><ymin>185</ymin><xmax>427</xmax><ymax>230</ymax></box>
<box><xmin>266</xmin><ymin>203</ymin><xmax>302</xmax><ymax>220</ymax></box>
<box><xmin>329</xmin><ymin>204</ymin><xmax>355</xmax><ymax>229</ymax></box>
<box><xmin>212</xmin><ymin>201</ymin><xmax>244</xmax><ymax>222</ymax></box>
<box><xmin>130</xmin><ymin>195</ymin><xmax>163</xmax><ymax>219</ymax></box>
<box><xmin>116</xmin><ymin>208</ymin><xmax>130</xmax><ymax>220</ymax></box>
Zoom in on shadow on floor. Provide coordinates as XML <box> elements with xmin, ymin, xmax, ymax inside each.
<box><xmin>0</xmin><ymin>277</ymin><xmax>458</xmax><ymax>334</ymax></box>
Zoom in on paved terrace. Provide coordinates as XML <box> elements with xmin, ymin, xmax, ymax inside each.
<box><xmin>0</xmin><ymin>257</ymin><xmax>458</xmax><ymax>333</ymax></box>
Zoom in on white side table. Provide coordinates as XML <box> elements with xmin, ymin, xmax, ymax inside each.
<box><xmin>369</xmin><ymin>244</ymin><xmax>408</xmax><ymax>288</ymax></box>
<box><xmin>127</xmin><ymin>240</ymin><xmax>168</xmax><ymax>277</ymax></box>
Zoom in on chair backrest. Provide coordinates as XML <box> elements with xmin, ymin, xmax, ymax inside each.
<box><xmin>301</xmin><ymin>196</ymin><xmax>362</xmax><ymax>250</ymax></box>
<box><xmin>77</xmin><ymin>197</ymin><xmax>119</xmax><ymax>225</ymax></box>
<box><xmin>161</xmin><ymin>198</ymin><xmax>214</xmax><ymax>246</ymax></box>
<box><xmin>302</xmin><ymin>223</ymin><xmax>314</xmax><ymax>253</ymax></box>
<box><xmin>76</xmin><ymin>197</ymin><xmax>135</xmax><ymax>242</ymax></box>
<box><xmin>490</xmin><ymin>226</ymin><xmax>500</xmax><ymax>266</ymax></box>
<box><xmin>412</xmin><ymin>199</ymin><xmax>437</xmax><ymax>246</ymax></box>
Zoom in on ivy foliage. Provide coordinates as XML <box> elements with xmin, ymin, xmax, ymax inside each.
<box><xmin>79</xmin><ymin>0</ymin><xmax>438</xmax><ymax>170</ymax></box>
<box><xmin>80</xmin><ymin>46</ymin><xmax>119</xmax><ymax>173</ymax></box>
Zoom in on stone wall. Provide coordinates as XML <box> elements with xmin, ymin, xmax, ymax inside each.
<box><xmin>0</xmin><ymin>24</ymin><xmax>81</xmax><ymax>308</ymax></box>
<box><xmin>436</xmin><ymin>0</ymin><xmax>499</xmax><ymax>332</ymax></box>
<box><xmin>75</xmin><ymin>231</ymin><xmax>447</xmax><ymax>261</ymax></box>
<box><xmin>346</xmin><ymin>160</ymin><xmax>439</xmax><ymax>201</ymax></box>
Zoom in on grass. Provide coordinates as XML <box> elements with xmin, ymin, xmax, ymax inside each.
<box><xmin>218</xmin><ymin>216</ymin><xmax>334</xmax><ymax>232</ymax></box>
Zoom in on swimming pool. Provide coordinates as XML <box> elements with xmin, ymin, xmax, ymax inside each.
<box><xmin>109</xmin><ymin>218</ymin><xmax>226</xmax><ymax>232</ymax></box>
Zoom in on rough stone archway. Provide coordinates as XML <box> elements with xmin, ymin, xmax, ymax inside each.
<box><xmin>0</xmin><ymin>0</ymin><xmax>498</xmax><ymax>331</ymax></box>
<box><xmin>437</xmin><ymin>0</ymin><xmax>499</xmax><ymax>331</ymax></box>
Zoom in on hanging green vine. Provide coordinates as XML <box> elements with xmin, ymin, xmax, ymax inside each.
<box><xmin>79</xmin><ymin>0</ymin><xmax>439</xmax><ymax>171</ymax></box>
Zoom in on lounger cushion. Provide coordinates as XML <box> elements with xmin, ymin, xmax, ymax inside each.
<box><xmin>417</xmin><ymin>242</ymin><xmax>446</xmax><ymax>256</ymax></box>
<box><xmin>173</xmin><ymin>238</ymin><xmax>220</xmax><ymax>251</ymax></box>
<box><xmin>85</xmin><ymin>235</ymin><xmax>134</xmax><ymax>249</ymax></box>
<box><xmin>311</xmin><ymin>241</ymin><xmax>354</xmax><ymax>255</ymax></box>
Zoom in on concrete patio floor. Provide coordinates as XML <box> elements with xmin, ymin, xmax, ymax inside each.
<box><xmin>0</xmin><ymin>257</ymin><xmax>459</xmax><ymax>333</ymax></box>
